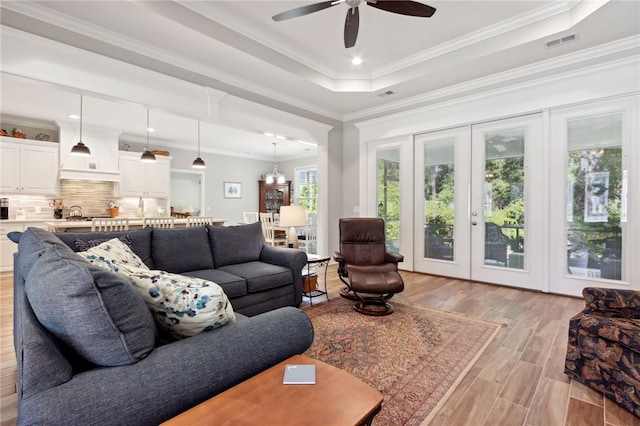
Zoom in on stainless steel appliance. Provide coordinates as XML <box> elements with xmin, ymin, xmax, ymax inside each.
<box><xmin>0</xmin><ymin>198</ymin><xmax>8</xmax><ymax>220</ymax></box>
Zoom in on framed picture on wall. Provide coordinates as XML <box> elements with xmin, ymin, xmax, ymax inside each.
<box><xmin>224</xmin><ymin>182</ymin><xmax>242</xmax><ymax>199</ymax></box>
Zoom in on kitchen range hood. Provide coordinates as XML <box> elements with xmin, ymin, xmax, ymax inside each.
<box><xmin>57</xmin><ymin>121</ymin><xmax>121</xmax><ymax>182</ymax></box>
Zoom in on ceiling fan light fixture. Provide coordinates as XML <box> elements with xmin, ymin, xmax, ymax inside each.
<box><xmin>70</xmin><ymin>94</ymin><xmax>91</xmax><ymax>157</ymax></box>
<box><xmin>272</xmin><ymin>0</ymin><xmax>436</xmax><ymax>48</ymax></box>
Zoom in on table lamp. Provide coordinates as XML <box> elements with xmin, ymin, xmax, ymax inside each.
<box><xmin>182</xmin><ymin>204</ymin><xmax>195</xmax><ymax>216</ymax></box>
<box><xmin>278</xmin><ymin>205</ymin><xmax>307</xmax><ymax>249</ymax></box>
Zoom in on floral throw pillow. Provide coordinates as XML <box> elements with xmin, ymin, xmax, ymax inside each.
<box><xmin>76</xmin><ymin>237</ymin><xmax>147</xmax><ymax>273</ymax></box>
<box><xmin>124</xmin><ymin>268</ymin><xmax>236</xmax><ymax>339</ymax></box>
<box><xmin>77</xmin><ymin>238</ymin><xmax>236</xmax><ymax>339</ymax></box>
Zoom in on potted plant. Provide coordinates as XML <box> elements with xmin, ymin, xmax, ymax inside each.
<box><xmin>109</xmin><ymin>201</ymin><xmax>119</xmax><ymax>217</ymax></box>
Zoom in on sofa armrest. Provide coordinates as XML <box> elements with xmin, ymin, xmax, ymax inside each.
<box><xmin>583</xmin><ymin>287</ymin><xmax>640</xmax><ymax>318</ymax></box>
<box><xmin>18</xmin><ymin>307</ymin><xmax>314</xmax><ymax>426</ymax></box>
<box><xmin>259</xmin><ymin>246</ymin><xmax>307</xmax><ymax>303</ymax></box>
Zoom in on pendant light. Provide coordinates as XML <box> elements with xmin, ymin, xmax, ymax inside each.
<box><xmin>140</xmin><ymin>109</ymin><xmax>156</xmax><ymax>163</ymax></box>
<box><xmin>70</xmin><ymin>94</ymin><xmax>91</xmax><ymax>157</ymax></box>
<box><xmin>192</xmin><ymin>120</ymin><xmax>206</xmax><ymax>169</ymax></box>
<box><xmin>265</xmin><ymin>142</ymin><xmax>285</xmax><ymax>184</ymax></box>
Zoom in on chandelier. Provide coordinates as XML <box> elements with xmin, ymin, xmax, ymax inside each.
<box><xmin>266</xmin><ymin>142</ymin><xmax>285</xmax><ymax>184</ymax></box>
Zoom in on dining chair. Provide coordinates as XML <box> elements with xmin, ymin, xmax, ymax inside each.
<box><xmin>259</xmin><ymin>212</ymin><xmax>287</xmax><ymax>246</ymax></box>
<box><xmin>186</xmin><ymin>216</ymin><xmax>215</xmax><ymax>227</ymax></box>
<box><xmin>243</xmin><ymin>212</ymin><xmax>259</xmax><ymax>224</ymax></box>
<box><xmin>143</xmin><ymin>217</ymin><xmax>175</xmax><ymax>229</ymax></box>
<box><xmin>91</xmin><ymin>218</ymin><xmax>130</xmax><ymax>232</ymax></box>
<box><xmin>298</xmin><ymin>213</ymin><xmax>317</xmax><ymax>254</ymax></box>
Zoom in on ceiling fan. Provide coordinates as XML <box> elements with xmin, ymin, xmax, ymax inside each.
<box><xmin>272</xmin><ymin>0</ymin><xmax>436</xmax><ymax>49</ymax></box>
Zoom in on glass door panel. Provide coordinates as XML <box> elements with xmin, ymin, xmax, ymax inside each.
<box><xmin>376</xmin><ymin>148</ymin><xmax>401</xmax><ymax>253</ymax></box>
<box><xmin>549</xmin><ymin>96</ymin><xmax>638</xmax><ymax>296</ymax></box>
<box><xmin>483</xmin><ymin>128</ymin><xmax>525</xmax><ymax>269</ymax></box>
<box><xmin>414</xmin><ymin>127</ymin><xmax>471</xmax><ymax>279</ymax></box>
<box><xmin>566</xmin><ymin>114</ymin><xmax>623</xmax><ymax>280</ymax></box>
<box><xmin>424</xmin><ymin>139</ymin><xmax>455</xmax><ymax>261</ymax></box>
<box><xmin>471</xmin><ymin>114</ymin><xmax>543</xmax><ymax>290</ymax></box>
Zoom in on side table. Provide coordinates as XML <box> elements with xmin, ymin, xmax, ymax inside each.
<box><xmin>303</xmin><ymin>254</ymin><xmax>331</xmax><ymax>305</ymax></box>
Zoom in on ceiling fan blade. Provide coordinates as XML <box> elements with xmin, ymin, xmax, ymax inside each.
<box><xmin>344</xmin><ymin>6</ymin><xmax>359</xmax><ymax>48</ymax></box>
<box><xmin>272</xmin><ymin>1</ymin><xmax>340</xmax><ymax>22</ymax></box>
<box><xmin>366</xmin><ymin>1</ymin><xmax>436</xmax><ymax>17</ymax></box>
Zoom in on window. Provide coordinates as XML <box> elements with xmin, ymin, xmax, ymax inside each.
<box><xmin>294</xmin><ymin>166</ymin><xmax>317</xmax><ymax>213</ymax></box>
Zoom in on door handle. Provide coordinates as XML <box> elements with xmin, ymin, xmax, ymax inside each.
<box><xmin>471</xmin><ymin>211</ymin><xmax>478</xmax><ymax>225</ymax></box>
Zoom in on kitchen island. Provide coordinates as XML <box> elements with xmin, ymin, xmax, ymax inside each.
<box><xmin>45</xmin><ymin>218</ymin><xmax>226</xmax><ymax>232</ymax></box>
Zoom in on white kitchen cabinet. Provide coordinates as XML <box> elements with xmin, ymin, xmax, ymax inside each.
<box><xmin>0</xmin><ymin>221</ymin><xmax>49</xmax><ymax>272</ymax></box>
<box><xmin>0</xmin><ymin>222</ymin><xmax>23</xmax><ymax>272</ymax></box>
<box><xmin>0</xmin><ymin>137</ymin><xmax>59</xmax><ymax>195</ymax></box>
<box><xmin>118</xmin><ymin>152</ymin><xmax>171</xmax><ymax>198</ymax></box>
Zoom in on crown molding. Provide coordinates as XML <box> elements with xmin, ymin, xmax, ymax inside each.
<box><xmin>345</xmin><ymin>36</ymin><xmax>640</xmax><ymax>122</ymax></box>
<box><xmin>0</xmin><ymin>3</ymin><xmax>343</xmax><ymax>121</ymax></box>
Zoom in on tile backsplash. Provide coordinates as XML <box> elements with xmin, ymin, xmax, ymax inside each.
<box><xmin>1</xmin><ymin>180</ymin><xmax>167</xmax><ymax>220</ymax></box>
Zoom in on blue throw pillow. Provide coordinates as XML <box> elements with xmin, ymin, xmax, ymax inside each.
<box><xmin>25</xmin><ymin>244</ymin><xmax>157</xmax><ymax>366</ymax></box>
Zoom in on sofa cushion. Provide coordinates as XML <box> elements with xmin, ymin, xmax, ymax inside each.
<box><xmin>24</xmin><ymin>244</ymin><xmax>157</xmax><ymax>367</ymax></box>
<box><xmin>183</xmin><ymin>269</ymin><xmax>248</xmax><ymax>299</ymax></box>
<box><xmin>207</xmin><ymin>222</ymin><xmax>265</xmax><ymax>267</ymax></box>
<box><xmin>55</xmin><ymin>227</ymin><xmax>154</xmax><ymax>268</ymax></box>
<box><xmin>219</xmin><ymin>261</ymin><xmax>293</xmax><ymax>293</ymax></box>
<box><xmin>152</xmin><ymin>227</ymin><xmax>214</xmax><ymax>272</ymax></box>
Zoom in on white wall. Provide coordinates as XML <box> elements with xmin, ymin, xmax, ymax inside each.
<box><xmin>168</xmin><ymin>145</ymin><xmax>270</xmax><ymax>225</ymax></box>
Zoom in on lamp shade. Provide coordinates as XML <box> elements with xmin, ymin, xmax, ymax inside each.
<box><xmin>182</xmin><ymin>204</ymin><xmax>195</xmax><ymax>214</ymax></box>
<box><xmin>71</xmin><ymin>141</ymin><xmax>91</xmax><ymax>157</ymax></box>
<box><xmin>140</xmin><ymin>150</ymin><xmax>156</xmax><ymax>163</ymax></box>
<box><xmin>279</xmin><ymin>205</ymin><xmax>307</xmax><ymax>227</ymax></box>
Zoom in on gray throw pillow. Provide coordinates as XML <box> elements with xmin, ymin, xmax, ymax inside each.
<box><xmin>25</xmin><ymin>244</ymin><xmax>157</xmax><ymax>366</ymax></box>
<box><xmin>74</xmin><ymin>234</ymin><xmax>133</xmax><ymax>251</ymax></box>
<box><xmin>207</xmin><ymin>222</ymin><xmax>265</xmax><ymax>267</ymax></box>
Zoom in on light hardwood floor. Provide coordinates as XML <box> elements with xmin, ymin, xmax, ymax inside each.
<box><xmin>2</xmin><ymin>268</ymin><xmax>639</xmax><ymax>426</ymax></box>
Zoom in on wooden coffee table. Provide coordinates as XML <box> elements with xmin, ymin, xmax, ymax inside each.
<box><xmin>162</xmin><ymin>354</ymin><xmax>383</xmax><ymax>426</ymax></box>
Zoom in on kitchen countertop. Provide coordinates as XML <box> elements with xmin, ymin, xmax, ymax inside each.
<box><xmin>44</xmin><ymin>218</ymin><xmax>226</xmax><ymax>231</ymax></box>
<box><xmin>1</xmin><ymin>219</ymin><xmax>60</xmax><ymax>224</ymax></box>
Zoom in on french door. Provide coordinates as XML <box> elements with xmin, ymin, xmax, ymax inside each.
<box><xmin>548</xmin><ymin>96</ymin><xmax>639</xmax><ymax>296</ymax></box>
<box><xmin>414</xmin><ymin>127</ymin><xmax>470</xmax><ymax>279</ymax></box>
<box><xmin>414</xmin><ymin>114</ymin><xmax>544</xmax><ymax>290</ymax></box>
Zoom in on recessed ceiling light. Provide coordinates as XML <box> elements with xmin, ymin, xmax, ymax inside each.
<box><xmin>146</xmin><ymin>127</ymin><xmax>155</xmax><ymax>132</ymax></box>
<box><xmin>68</xmin><ymin>114</ymin><xmax>80</xmax><ymax>119</ymax></box>
<box><xmin>352</xmin><ymin>57</ymin><xmax>362</xmax><ymax>65</ymax></box>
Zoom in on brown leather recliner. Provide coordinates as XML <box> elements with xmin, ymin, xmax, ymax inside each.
<box><xmin>333</xmin><ymin>218</ymin><xmax>404</xmax><ymax>315</ymax></box>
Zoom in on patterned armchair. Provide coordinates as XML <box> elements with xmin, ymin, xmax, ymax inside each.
<box><xmin>565</xmin><ymin>287</ymin><xmax>640</xmax><ymax>417</ymax></box>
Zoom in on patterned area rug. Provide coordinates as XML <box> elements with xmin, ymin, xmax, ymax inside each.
<box><xmin>303</xmin><ymin>297</ymin><xmax>502</xmax><ymax>425</ymax></box>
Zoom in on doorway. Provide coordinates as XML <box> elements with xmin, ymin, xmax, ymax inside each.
<box><xmin>170</xmin><ymin>169</ymin><xmax>205</xmax><ymax>216</ymax></box>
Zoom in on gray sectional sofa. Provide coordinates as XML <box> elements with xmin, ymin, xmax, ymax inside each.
<box><xmin>12</xmin><ymin>223</ymin><xmax>314</xmax><ymax>425</ymax></box>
